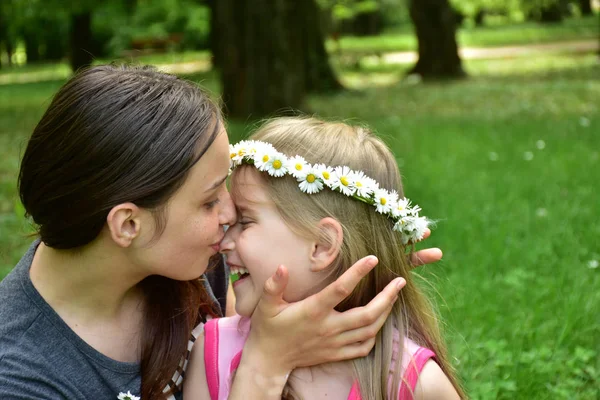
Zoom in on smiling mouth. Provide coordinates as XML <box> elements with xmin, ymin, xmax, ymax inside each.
<box><xmin>229</xmin><ymin>265</ymin><xmax>250</xmax><ymax>284</ymax></box>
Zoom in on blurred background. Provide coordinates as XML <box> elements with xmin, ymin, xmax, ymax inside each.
<box><xmin>0</xmin><ymin>0</ymin><xmax>598</xmax><ymax>398</ymax></box>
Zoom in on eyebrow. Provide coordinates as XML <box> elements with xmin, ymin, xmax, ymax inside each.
<box><xmin>205</xmin><ymin>175</ymin><xmax>228</xmax><ymax>192</ymax></box>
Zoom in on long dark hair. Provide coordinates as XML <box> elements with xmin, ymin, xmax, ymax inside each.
<box><xmin>18</xmin><ymin>64</ymin><xmax>220</xmax><ymax>398</ymax></box>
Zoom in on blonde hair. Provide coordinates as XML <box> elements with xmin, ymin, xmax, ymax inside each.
<box><xmin>236</xmin><ymin>117</ymin><xmax>464</xmax><ymax>399</ymax></box>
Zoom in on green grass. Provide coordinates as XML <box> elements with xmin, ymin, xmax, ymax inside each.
<box><xmin>1</xmin><ymin>39</ymin><xmax>599</xmax><ymax>399</ymax></box>
<box><xmin>331</xmin><ymin>15</ymin><xmax>599</xmax><ymax>54</ymax></box>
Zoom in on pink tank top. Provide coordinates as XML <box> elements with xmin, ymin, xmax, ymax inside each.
<box><xmin>203</xmin><ymin>315</ymin><xmax>436</xmax><ymax>400</ymax></box>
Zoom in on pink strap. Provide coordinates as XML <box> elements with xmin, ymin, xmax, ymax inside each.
<box><xmin>348</xmin><ymin>347</ymin><xmax>435</xmax><ymax>400</ymax></box>
<box><xmin>203</xmin><ymin>319</ymin><xmax>220</xmax><ymax>400</ymax></box>
<box><xmin>347</xmin><ymin>382</ymin><xmax>361</xmax><ymax>400</ymax></box>
<box><xmin>398</xmin><ymin>347</ymin><xmax>436</xmax><ymax>399</ymax></box>
<box><xmin>230</xmin><ymin>351</ymin><xmax>243</xmax><ymax>374</ymax></box>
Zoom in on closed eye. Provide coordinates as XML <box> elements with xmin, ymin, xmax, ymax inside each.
<box><xmin>205</xmin><ymin>198</ymin><xmax>221</xmax><ymax>210</ymax></box>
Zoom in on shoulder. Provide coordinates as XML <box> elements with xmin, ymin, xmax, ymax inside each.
<box><xmin>183</xmin><ymin>329</ymin><xmax>211</xmax><ymax>399</ymax></box>
<box><xmin>0</xmin><ymin>346</ymin><xmax>81</xmax><ymax>400</ymax></box>
<box><xmin>0</xmin><ymin>375</ymin><xmax>66</xmax><ymax>400</ymax></box>
<box><xmin>413</xmin><ymin>360</ymin><xmax>461</xmax><ymax>400</ymax></box>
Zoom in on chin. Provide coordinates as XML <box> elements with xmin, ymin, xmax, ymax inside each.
<box><xmin>235</xmin><ymin>302</ymin><xmax>258</xmax><ymax>318</ymax></box>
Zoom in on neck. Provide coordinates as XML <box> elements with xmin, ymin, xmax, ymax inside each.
<box><xmin>30</xmin><ymin>240</ymin><xmax>147</xmax><ymax>322</ymax></box>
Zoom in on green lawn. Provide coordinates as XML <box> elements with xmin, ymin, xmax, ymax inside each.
<box><xmin>330</xmin><ymin>15</ymin><xmax>599</xmax><ymax>54</ymax></box>
<box><xmin>1</xmin><ymin>35</ymin><xmax>599</xmax><ymax>399</ymax></box>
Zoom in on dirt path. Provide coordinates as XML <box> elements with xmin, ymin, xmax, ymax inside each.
<box><xmin>380</xmin><ymin>39</ymin><xmax>598</xmax><ymax>65</ymax></box>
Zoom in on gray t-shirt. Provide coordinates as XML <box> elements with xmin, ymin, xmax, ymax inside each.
<box><xmin>0</xmin><ymin>241</ymin><xmax>227</xmax><ymax>399</ymax></box>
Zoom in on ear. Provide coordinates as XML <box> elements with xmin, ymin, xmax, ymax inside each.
<box><xmin>106</xmin><ymin>203</ymin><xmax>142</xmax><ymax>248</ymax></box>
<box><xmin>309</xmin><ymin>217</ymin><xmax>343</xmax><ymax>272</ymax></box>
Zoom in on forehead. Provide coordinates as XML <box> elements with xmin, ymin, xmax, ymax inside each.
<box><xmin>230</xmin><ymin>167</ymin><xmax>270</xmax><ymax>207</ymax></box>
<box><xmin>178</xmin><ymin>127</ymin><xmax>230</xmax><ymax>195</ymax></box>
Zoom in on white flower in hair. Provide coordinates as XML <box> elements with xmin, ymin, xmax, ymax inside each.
<box><xmin>298</xmin><ymin>166</ymin><xmax>324</xmax><ymax>194</ymax></box>
<box><xmin>264</xmin><ymin>152</ymin><xmax>288</xmax><ymax>177</ymax></box>
<box><xmin>229</xmin><ymin>139</ymin><xmax>432</xmax><ymax>245</ymax></box>
<box><xmin>330</xmin><ymin>166</ymin><xmax>356</xmax><ymax>196</ymax></box>
<box><xmin>388</xmin><ymin>189</ymin><xmax>400</xmax><ymax>209</ymax></box>
<box><xmin>408</xmin><ymin>203</ymin><xmax>422</xmax><ymax>217</ymax></box>
<box><xmin>254</xmin><ymin>147</ymin><xmax>273</xmax><ymax>171</ymax></box>
<box><xmin>391</xmin><ymin>197</ymin><xmax>411</xmax><ymax>218</ymax></box>
<box><xmin>229</xmin><ymin>143</ymin><xmax>245</xmax><ymax>167</ymax></box>
<box><xmin>373</xmin><ymin>188</ymin><xmax>393</xmax><ymax>214</ymax></box>
<box><xmin>117</xmin><ymin>391</ymin><xmax>140</xmax><ymax>400</ymax></box>
<box><xmin>314</xmin><ymin>164</ymin><xmax>335</xmax><ymax>187</ymax></box>
<box><xmin>244</xmin><ymin>140</ymin><xmax>265</xmax><ymax>156</ymax></box>
<box><xmin>394</xmin><ymin>216</ymin><xmax>429</xmax><ymax>244</ymax></box>
<box><xmin>287</xmin><ymin>155</ymin><xmax>309</xmax><ymax>179</ymax></box>
<box><xmin>352</xmin><ymin>171</ymin><xmax>376</xmax><ymax>197</ymax></box>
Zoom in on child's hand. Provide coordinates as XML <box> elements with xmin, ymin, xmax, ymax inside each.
<box><xmin>242</xmin><ymin>256</ymin><xmax>406</xmax><ymax>374</ymax></box>
<box><xmin>410</xmin><ymin>228</ymin><xmax>443</xmax><ymax>267</ymax></box>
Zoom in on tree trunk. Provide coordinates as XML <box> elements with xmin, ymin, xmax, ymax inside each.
<box><xmin>6</xmin><ymin>40</ymin><xmax>13</xmax><ymax>67</ymax></box>
<box><xmin>0</xmin><ymin>12</ymin><xmax>4</xmax><ymax>69</ymax></box>
<box><xmin>211</xmin><ymin>0</ymin><xmax>340</xmax><ymax>106</ymax></box>
<box><xmin>23</xmin><ymin>29</ymin><xmax>41</xmax><ymax>64</ymax></box>
<box><xmin>301</xmin><ymin>0</ymin><xmax>343</xmax><ymax>93</ymax></box>
<box><xmin>213</xmin><ymin>0</ymin><xmax>340</xmax><ymax>118</ymax></box>
<box><xmin>579</xmin><ymin>0</ymin><xmax>592</xmax><ymax>16</ymax></box>
<box><xmin>207</xmin><ymin>0</ymin><xmax>219</xmax><ymax>69</ymax></box>
<box><xmin>408</xmin><ymin>0</ymin><xmax>464</xmax><ymax>80</ymax></box>
<box><xmin>69</xmin><ymin>12</ymin><xmax>94</xmax><ymax>72</ymax></box>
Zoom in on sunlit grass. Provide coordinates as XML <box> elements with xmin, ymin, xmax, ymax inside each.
<box><xmin>331</xmin><ymin>15</ymin><xmax>599</xmax><ymax>54</ymax></box>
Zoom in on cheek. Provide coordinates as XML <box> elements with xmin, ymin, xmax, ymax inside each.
<box><xmin>238</xmin><ymin>232</ymin><xmax>279</xmax><ymax>280</ymax></box>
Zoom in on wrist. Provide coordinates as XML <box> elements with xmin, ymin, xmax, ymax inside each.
<box><xmin>237</xmin><ymin>336</ymin><xmax>292</xmax><ymax>392</ymax></box>
<box><xmin>243</xmin><ymin>334</ymin><xmax>294</xmax><ymax>373</ymax></box>
<box><xmin>234</xmin><ymin>360</ymin><xmax>290</xmax><ymax>398</ymax></box>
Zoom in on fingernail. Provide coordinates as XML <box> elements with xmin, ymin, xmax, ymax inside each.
<box><xmin>275</xmin><ymin>265</ymin><xmax>283</xmax><ymax>279</ymax></box>
<box><xmin>396</xmin><ymin>278</ymin><xmax>406</xmax><ymax>290</ymax></box>
<box><xmin>367</xmin><ymin>255</ymin><xmax>378</xmax><ymax>266</ymax></box>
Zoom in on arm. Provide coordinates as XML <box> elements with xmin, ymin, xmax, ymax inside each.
<box><xmin>414</xmin><ymin>361</ymin><xmax>461</xmax><ymax>400</ymax></box>
<box><xmin>182</xmin><ymin>332</ymin><xmax>211</xmax><ymax>399</ymax></box>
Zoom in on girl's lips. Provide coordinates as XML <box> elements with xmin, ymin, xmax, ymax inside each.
<box><xmin>211</xmin><ymin>244</ymin><xmax>220</xmax><ymax>252</ymax></box>
<box><xmin>232</xmin><ymin>274</ymin><xmax>250</xmax><ymax>288</ymax></box>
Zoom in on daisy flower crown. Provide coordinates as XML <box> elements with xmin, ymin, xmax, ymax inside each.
<box><xmin>229</xmin><ymin>140</ymin><xmax>430</xmax><ymax>245</ymax></box>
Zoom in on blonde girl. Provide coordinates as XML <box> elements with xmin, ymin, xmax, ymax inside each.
<box><xmin>185</xmin><ymin>117</ymin><xmax>464</xmax><ymax>399</ymax></box>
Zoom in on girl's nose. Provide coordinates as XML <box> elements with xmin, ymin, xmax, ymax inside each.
<box><xmin>219</xmin><ymin>223</ymin><xmax>239</xmax><ymax>254</ymax></box>
<box><xmin>218</xmin><ymin>190</ymin><xmax>237</xmax><ymax>227</ymax></box>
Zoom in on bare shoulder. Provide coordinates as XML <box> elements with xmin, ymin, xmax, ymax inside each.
<box><xmin>182</xmin><ymin>330</ymin><xmax>211</xmax><ymax>399</ymax></box>
<box><xmin>414</xmin><ymin>360</ymin><xmax>461</xmax><ymax>400</ymax></box>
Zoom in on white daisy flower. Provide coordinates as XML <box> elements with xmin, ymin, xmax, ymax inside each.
<box><xmin>395</xmin><ymin>216</ymin><xmax>429</xmax><ymax>244</ymax></box>
<box><xmin>298</xmin><ymin>167</ymin><xmax>324</xmax><ymax>194</ymax></box>
<box><xmin>245</xmin><ymin>140</ymin><xmax>268</xmax><ymax>156</ymax></box>
<box><xmin>408</xmin><ymin>203</ymin><xmax>422</xmax><ymax>217</ymax></box>
<box><xmin>254</xmin><ymin>148</ymin><xmax>274</xmax><ymax>171</ymax></box>
<box><xmin>330</xmin><ymin>166</ymin><xmax>356</xmax><ymax>196</ymax></box>
<box><xmin>229</xmin><ymin>143</ymin><xmax>245</xmax><ymax>167</ymax></box>
<box><xmin>287</xmin><ymin>155</ymin><xmax>308</xmax><ymax>179</ymax></box>
<box><xmin>117</xmin><ymin>391</ymin><xmax>140</xmax><ymax>400</ymax></box>
<box><xmin>265</xmin><ymin>152</ymin><xmax>288</xmax><ymax>177</ymax></box>
<box><xmin>373</xmin><ymin>188</ymin><xmax>393</xmax><ymax>215</ymax></box>
<box><xmin>391</xmin><ymin>197</ymin><xmax>411</xmax><ymax>218</ymax></box>
<box><xmin>314</xmin><ymin>164</ymin><xmax>335</xmax><ymax>187</ymax></box>
<box><xmin>352</xmin><ymin>171</ymin><xmax>376</xmax><ymax>197</ymax></box>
